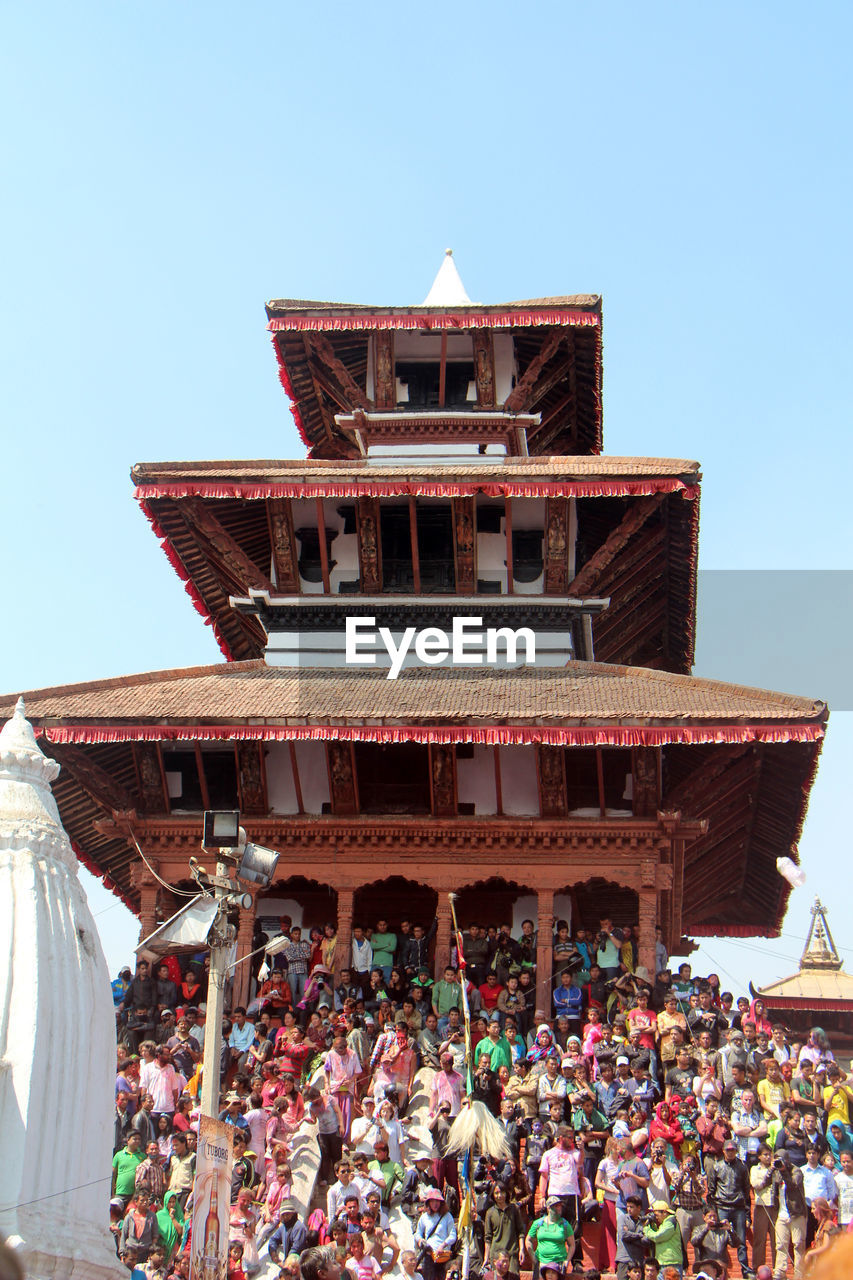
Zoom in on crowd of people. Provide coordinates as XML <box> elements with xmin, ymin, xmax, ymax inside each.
<box><xmin>109</xmin><ymin>913</ymin><xmax>853</xmax><ymax>1280</ymax></box>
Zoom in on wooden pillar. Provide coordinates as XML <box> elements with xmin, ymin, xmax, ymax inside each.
<box><xmin>335</xmin><ymin>888</ymin><xmax>354</xmax><ymax>984</ymax></box>
<box><xmin>138</xmin><ymin>883</ymin><xmax>158</xmax><ymax>944</ymax></box>
<box><xmin>231</xmin><ymin>896</ymin><xmax>257</xmax><ymax>1013</ymax></box>
<box><xmin>544</xmin><ymin>498</ymin><xmax>570</xmax><ymax>595</ymax></box>
<box><xmin>638</xmin><ymin>887</ymin><xmax>657</xmax><ymax>978</ymax></box>
<box><xmin>535</xmin><ymin>888</ymin><xmax>555</xmax><ymax>1022</ymax></box>
<box><xmin>434</xmin><ymin>897</ymin><xmax>453</xmax><ymax>980</ymax></box>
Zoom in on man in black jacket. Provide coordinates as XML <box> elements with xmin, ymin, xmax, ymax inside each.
<box><xmin>122</xmin><ymin>961</ymin><xmax>156</xmax><ymax>1013</ymax></box>
<box><xmin>400</xmin><ymin>920</ymin><xmax>437</xmax><ymax>975</ymax></box>
<box><xmin>707</xmin><ymin>1140</ymin><xmax>754</xmax><ymax>1276</ymax></box>
<box><xmin>615</xmin><ymin>1195</ymin><xmax>647</xmax><ymax>1280</ymax></box>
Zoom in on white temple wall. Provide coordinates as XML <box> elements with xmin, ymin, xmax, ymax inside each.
<box><xmin>455</xmin><ymin>745</ymin><xmax>498</xmax><ymax>814</ymax></box>
<box><xmin>497</xmin><ymin>745</ymin><xmax>539</xmax><ymax>815</ymax></box>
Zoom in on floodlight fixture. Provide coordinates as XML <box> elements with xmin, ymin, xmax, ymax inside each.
<box><xmin>265</xmin><ymin>935</ymin><xmax>290</xmax><ymax>956</ymax></box>
<box><xmin>237</xmin><ymin>842</ymin><xmax>281</xmax><ymax>888</ymax></box>
<box><xmin>202</xmin><ymin>809</ymin><xmax>243</xmax><ymax>850</ymax></box>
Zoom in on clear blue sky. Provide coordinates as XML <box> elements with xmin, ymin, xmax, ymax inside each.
<box><xmin>2</xmin><ymin>2</ymin><xmax>851</xmax><ymax>992</ymax></box>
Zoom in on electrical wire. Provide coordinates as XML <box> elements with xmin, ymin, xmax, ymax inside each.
<box><xmin>126</xmin><ymin>825</ymin><xmax>199</xmax><ymax>899</ymax></box>
<box><xmin>0</xmin><ymin>1175</ymin><xmax>111</xmax><ymax>1213</ymax></box>
<box><xmin>693</xmin><ymin>945</ymin><xmax>744</xmax><ymax>991</ymax></box>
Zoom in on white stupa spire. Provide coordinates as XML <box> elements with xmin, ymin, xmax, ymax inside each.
<box><xmin>0</xmin><ymin>700</ymin><xmax>122</xmax><ymax>1280</ymax></box>
<box><xmin>422</xmin><ymin>248</ymin><xmax>472</xmax><ymax>306</ymax></box>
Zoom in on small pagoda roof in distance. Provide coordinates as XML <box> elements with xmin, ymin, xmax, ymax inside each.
<box><xmin>759</xmin><ymin>899</ymin><xmax>853</xmax><ymax>1011</ymax></box>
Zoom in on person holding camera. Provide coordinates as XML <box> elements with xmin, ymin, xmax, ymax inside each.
<box><xmin>642</xmin><ymin>1201</ymin><xmax>683</xmax><ymax>1275</ymax></box>
<box><xmin>749</xmin><ymin>1144</ymin><xmax>778</xmax><ymax>1273</ymax></box>
<box><xmin>771</xmin><ymin>1150</ymin><xmax>807</xmax><ymax>1279</ymax></box>
<box><xmin>669</xmin><ymin>1152</ymin><xmax>707</xmax><ymax>1257</ymax></box>
<box><xmin>690</xmin><ymin>1207</ymin><xmax>733</xmax><ymax>1275</ymax></box>
<box><xmin>706</xmin><ymin>1139</ymin><xmax>753</xmax><ymax>1274</ymax></box>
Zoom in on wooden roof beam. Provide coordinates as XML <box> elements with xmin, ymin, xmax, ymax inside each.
<box><xmin>504</xmin><ymin>332</ymin><xmax>564</xmax><ymax>411</ymax></box>
<box><xmin>179</xmin><ymin>498</ymin><xmax>275</xmax><ymax>595</ymax></box>
<box><xmin>529</xmin><ymin>391</ymin><xmax>575</xmax><ymax>451</ymax></box>
<box><xmin>666</xmin><ymin>744</ymin><xmax>753</xmax><ymax>811</ymax></box>
<box><xmin>303</xmin><ymin>332</ymin><xmax>371</xmax><ymax>410</ymax></box>
<box><xmin>46</xmin><ymin>742</ymin><xmax>137</xmax><ymax>817</ymax></box>
<box><xmin>147</xmin><ymin>505</ymin><xmax>265</xmax><ymax>659</ymax></box>
<box><xmin>598</xmin><ymin>597</ymin><xmax>668</xmax><ymax>665</ymax></box>
<box><xmin>569</xmin><ymin>494</ymin><xmax>666</xmax><ymax>597</ymax></box>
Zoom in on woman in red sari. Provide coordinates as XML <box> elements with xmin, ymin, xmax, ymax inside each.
<box><xmin>649</xmin><ymin>1101</ymin><xmax>685</xmax><ymax>1160</ymax></box>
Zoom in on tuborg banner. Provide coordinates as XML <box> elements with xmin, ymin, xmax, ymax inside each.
<box><xmin>190</xmin><ymin>1116</ymin><xmax>234</xmax><ymax>1280</ymax></box>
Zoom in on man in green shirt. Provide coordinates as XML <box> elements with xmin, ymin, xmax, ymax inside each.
<box><xmin>370</xmin><ymin>920</ymin><xmax>397</xmax><ymax>980</ymax></box>
<box><xmin>432</xmin><ymin>968</ymin><xmax>463</xmax><ymax>1023</ymax></box>
<box><xmin>478</xmin><ymin>1015</ymin><xmax>512</xmax><ymax>1073</ymax></box>
<box><xmin>366</xmin><ymin>1140</ymin><xmax>404</xmax><ymax>1204</ymax></box>
<box><xmin>111</xmin><ymin>1132</ymin><xmax>144</xmax><ymax>1206</ymax></box>
<box><xmin>643</xmin><ymin>1201</ymin><xmax>683</xmax><ymax>1269</ymax></box>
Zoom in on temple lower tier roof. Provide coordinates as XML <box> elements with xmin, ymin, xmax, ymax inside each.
<box><xmin>0</xmin><ymin>660</ymin><xmax>823</xmax><ymax>935</ymax></box>
<box><xmin>1</xmin><ymin>658</ymin><xmax>823</xmax><ymax>741</ymax></box>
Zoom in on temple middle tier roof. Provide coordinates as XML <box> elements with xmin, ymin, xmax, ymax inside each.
<box><xmin>131</xmin><ymin>455</ymin><xmax>700</xmax><ymax>673</ymax></box>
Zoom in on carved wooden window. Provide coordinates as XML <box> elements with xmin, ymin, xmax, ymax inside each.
<box><xmin>353</xmin><ymin>743</ymin><xmax>431</xmax><ymax>814</ymax></box>
<box><xmin>162</xmin><ymin>747</ymin><xmax>239</xmax><ymax>812</ymax></box>
<box><xmin>380</xmin><ymin>503</ymin><xmax>456</xmax><ymax>594</ymax></box>
<box><xmin>395</xmin><ymin>361</ymin><xmax>474</xmax><ymax>408</ymax></box>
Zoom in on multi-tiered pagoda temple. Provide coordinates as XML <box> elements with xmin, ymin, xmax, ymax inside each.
<box><xmin>0</xmin><ymin>254</ymin><xmax>826</xmax><ymax>1019</ymax></box>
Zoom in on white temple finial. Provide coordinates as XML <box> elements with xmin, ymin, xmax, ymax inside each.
<box><xmin>0</xmin><ymin>695</ymin><xmax>59</xmax><ymax>785</ymax></box>
<box><xmin>422</xmin><ymin>248</ymin><xmax>473</xmax><ymax>306</ymax></box>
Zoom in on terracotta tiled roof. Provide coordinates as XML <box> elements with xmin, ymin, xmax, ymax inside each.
<box><xmin>0</xmin><ymin>660</ymin><xmax>825</xmax><ymax>733</ymax></box>
<box><xmin>265</xmin><ymin>296</ymin><xmax>602</xmax><ymax>316</ymax></box>
<box><xmin>131</xmin><ymin>455</ymin><xmax>700</xmax><ymax>489</ymax></box>
<box><xmin>759</xmin><ymin>969</ymin><xmax>853</xmax><ymax>1003</ymax></box>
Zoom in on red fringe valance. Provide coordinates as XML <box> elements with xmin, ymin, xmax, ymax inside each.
<box><xmin>273</xmin><ymin>341</ymin><xmax>311</xmax><ymax>449</ymax></box>
<box><xmin>757</xmin><ymin>997</ymin><xmax>853</xmax><ymax>1011</ymax></box>
<box><xmin>689</xmin><ymin>924</ymin><xmax>783</xmax><ymax>938</ymax></box>
<box><xmin>72</xmin><ymin>838</ymin><xmax>135</xmax><ymax>910</ymax></box>
<box><xmin>41</xmin><ymin>722</ymin><xmax>825</xmax><ymax>748</ymax></box>
<box><xmin>136</xmin><ymin>479</ymin><xmax>700</xmax><ymax>502</ymax></box>
<box><xmin>141</xmin><ymin>504</ymin><xmax>234</xmax><ymax>662</ymax></box>
<box><xmin>267</xmin><ymin>310</ymin><xmax>600</xmax><ymax>334</ymax></box>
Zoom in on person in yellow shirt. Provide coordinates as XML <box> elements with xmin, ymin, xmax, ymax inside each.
<box><xmin>756</xmin><ymin>1058</ymin><xmax>791</xmax><ymax>1122</ymax></box>
<box><xmin>656</xmin><ymin>993</ymin><xmax>688</xmax><ymax>1068</ymax></box>
<box><xmin>823</xmin><ymin>1065</ymin><xmax>853</xmax><ymax>1130</ymax></box>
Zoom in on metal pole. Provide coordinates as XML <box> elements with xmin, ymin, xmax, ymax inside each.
<box><xmin>200</xmin><ymin>857</ymin><xmax>232</xmax><ymax>1120</ymax></box>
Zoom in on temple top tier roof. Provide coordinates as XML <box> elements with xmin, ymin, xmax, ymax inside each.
<box><xmin>266</xmin><ymin>255</ymin><xmax>603</xmax><ymax>459</ymax></box>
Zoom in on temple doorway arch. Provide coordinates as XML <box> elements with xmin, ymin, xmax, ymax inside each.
<box><xmin>256</xmin><ymin>875</ymin><xmax>338</xmax><ymax>940</ymax></box>
<box><xmin>452</xmin><ymin>875</ymin><xmax>539</xmax><ymax>935</ymax></box>
<box><xmin>352</xmin><ymin>876</ymin><xmax>438</xmax><ymax>932</ymax></box>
